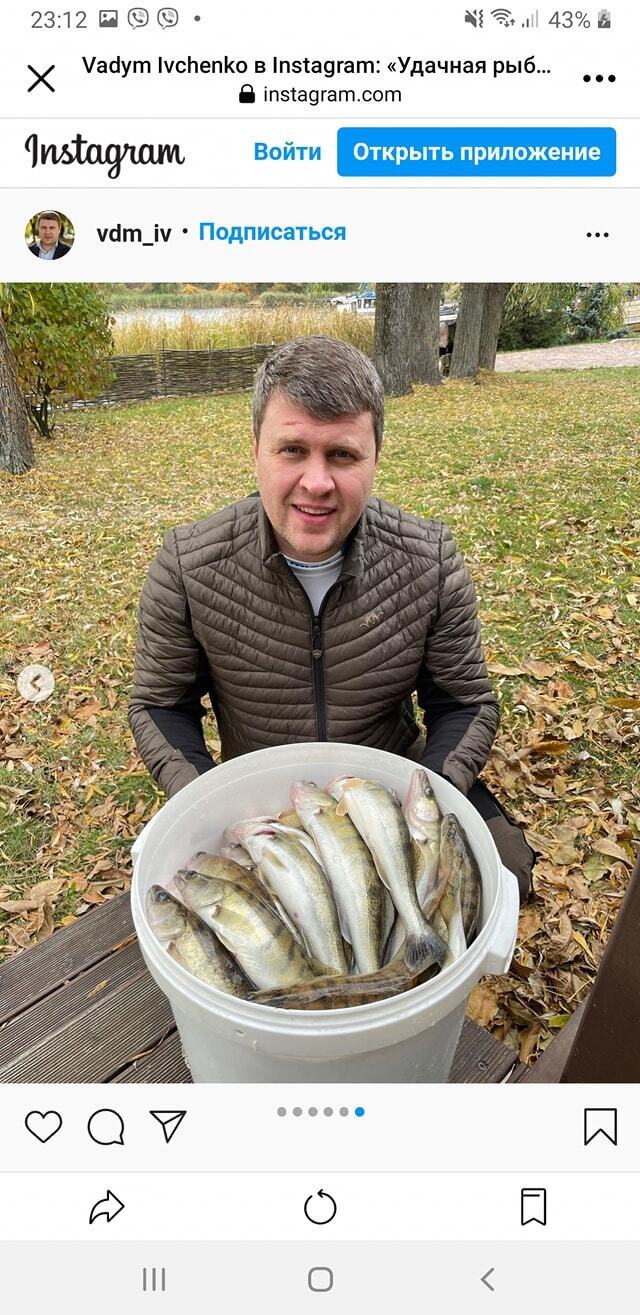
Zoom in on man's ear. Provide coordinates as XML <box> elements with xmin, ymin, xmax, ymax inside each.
<box><xmin>252</xmin><ymin>432</ymin><xmax>259</xmax><ymax>462</ymax></box>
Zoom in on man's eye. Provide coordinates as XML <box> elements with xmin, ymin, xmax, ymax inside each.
<box><xmin>334</xmin><ymin>450</ymin><xmax>354</xmax><ymax>459</ymax></box>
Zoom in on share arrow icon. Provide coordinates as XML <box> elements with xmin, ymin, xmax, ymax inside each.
<box><xmin>150</xmin><ymin>1110</ymin><xmax>187</xmax><ymax>1144</ymax></box>
<box><xmin>89</xmin><ymin>1189</ymin><xmax>125</xmax><ymax>1225</ymax></box>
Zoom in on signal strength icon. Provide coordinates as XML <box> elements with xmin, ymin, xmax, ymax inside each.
<box><xmin>491</xmin><ymin>7</ymin><xmax>516</xmax><ymax>25</ymax></box>
<box><xmin>522</xmin><ymin>8</ymin><xmax>539</xmax><ymax>26</ymax></box>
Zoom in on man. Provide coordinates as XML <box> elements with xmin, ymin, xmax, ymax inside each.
<box><xmin>28</xmin><ymin>212</ymin><xmax>71</xmax><ymax>260</ymax></box>
<box><xmin>130</xmin><ymin>336</ymin><xmax>534</xmax><ymax>900</ymax></box>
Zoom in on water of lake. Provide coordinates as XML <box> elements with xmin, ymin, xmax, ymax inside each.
<box><xmin>112</xmin><ymin>307</ymin><xmax>253</xmax><ymax>326</ymax></box>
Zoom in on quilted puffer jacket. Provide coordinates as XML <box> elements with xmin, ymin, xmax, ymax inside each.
<box><xmin>129</xmin><ymin>495</ymin><xmax>499</xmax><ymax>798</ymax></box>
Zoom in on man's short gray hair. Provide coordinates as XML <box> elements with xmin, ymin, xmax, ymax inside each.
<box><xmin>252</xmin><ymin>335</ymin><xmax>385</xmax><ymax>453</ymax></box>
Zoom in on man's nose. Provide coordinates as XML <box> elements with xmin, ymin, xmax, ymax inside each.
<box><xmin>299</xmin><ymin>460</ymin><xmax>335</xmax><ymax>496</ymax></box>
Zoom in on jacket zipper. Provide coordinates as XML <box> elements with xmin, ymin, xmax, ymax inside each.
<box><xmin>280</xmin><ymin>561</ymin><xmax>342</xmax><ymax>741</ymax></box>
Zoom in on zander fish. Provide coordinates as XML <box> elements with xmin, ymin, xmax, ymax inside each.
<box><xmin>438</xmin><ymin>814</ymin><xmax>482</xmax><ymax>965</ymax></box>
<box><xmin>404</xmin><ymin>768</ymin><xmax>445</xmax><ymax>918</ymax></box>
<box><xmin>385</xmin><ymin>768</ymin><xmax>447</xmax><ymax>963</ymax></box>
<box><xmin>224</xmin><ymin>820</ymin><xmax>348</xmax><ymax>974</ymax></box>
<box><xmin>291</xmin><ymin>780</ymin><xmax>389</xmax><ymax>974</ymax></box>
<box><xmin>146</xmin><ymin>884</ymin><xmax>252</xmax><ymax>997</ymax></box>
<box><xmin>327</xmin><ymin>776</ymin><xmax>447</xmax><ymax>971</ymax></box>
<box><xmin>173</xmin><ymin>868</ymin><xmax>334</xmax><ymax>990</ymax></box>
<box><xmin>186</xmin><ymin>849</ymin><xmax>305</xmax><ymax>948</ymax></box>
<box><xmin>252</xmin><ymin>949</ymin><xmax>440</xmax><ymax>1011</ymax></box>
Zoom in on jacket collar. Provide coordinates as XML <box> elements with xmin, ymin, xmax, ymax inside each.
<box><xmin>257</xmin><ymin>496</ymin><xmax>368</xmax><ymax>579</ymax></box>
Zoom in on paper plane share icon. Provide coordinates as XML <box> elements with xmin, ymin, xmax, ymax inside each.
<box><xmin>150</xmin><ymin>1110</ymin><xmax>187</xmax><ymax>1144</ymax></box>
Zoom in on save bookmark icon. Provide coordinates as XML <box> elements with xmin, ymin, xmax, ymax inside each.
<box><xmin>149</xmin><ymin>1110</ymin><xmax>187</xmax><ymax>1144</ymax></box>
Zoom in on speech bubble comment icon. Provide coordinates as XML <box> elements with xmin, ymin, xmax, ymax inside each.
<box><xmin>128</xmin><ymin>7</ymin><xmax>149</xmax><ymax>26</ymax></box>
<box><xmin>87</xmin><ymin>1109</ymin><xmax>125</xmax><ymax>1146</ymax></box>
<box><xmin>158</xmin><ymin>7</ymin><xmax>179</xmax><ymax>26</ymax></box>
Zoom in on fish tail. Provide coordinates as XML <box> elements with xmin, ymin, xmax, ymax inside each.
<box><xmin>404</xmin><ymin>929</ymin><xmax>446</xmax><ymax>972</ymax></box>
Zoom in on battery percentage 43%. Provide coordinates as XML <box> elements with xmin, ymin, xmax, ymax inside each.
<box><xmin>549</xmin><ymin>9</ymin><xmax>591</xmax><ymax>25</ymax></box>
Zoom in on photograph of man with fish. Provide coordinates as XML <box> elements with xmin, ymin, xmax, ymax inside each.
<box><xmin>1</xmin><ymin>282</ymin><xmax>639</xmax><ymax>1084</ymax></box>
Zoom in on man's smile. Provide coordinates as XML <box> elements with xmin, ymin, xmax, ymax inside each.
<box><xmin>292</xmin><ymin>504</ymin><xmax>337</xmax><ymax>520</ymax></box>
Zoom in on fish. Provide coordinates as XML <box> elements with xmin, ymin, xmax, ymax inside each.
<box><xmin>447</xmin><ymin>815</ymin><xmax>482</xmax><ymax>945</ymax></box>
<box><xmin>385</xmin><ymin>769</ymin><xmax>447</xmax><ymax>963</ymax></box>
<box><xmin>185</xmin><ymin>849</ymin><xmax>304</xmax><ymax>946</ymax></box>
<box><xmin>277</xmin><ymin>808</ymin><xmax>303</xmax><ymax>828</ymax></box>
<box><xmin>224</xmin><ymin>820</ymin><xmax>348</xmax><ymax>974</ymax></box>
<box><xmin>252</xmin><ymin>949</ymin><xmax>440</xmax><ymax>1011</ymax></box>
<box><xmin>404</xmin><ymin>768</ymin><xmax>446</xmax><ymax>919</ymax></box>
<box><xmin>173</xmin><ymin>867</ymin><xmax>334</xmax><ymax>990</ymax></box>
<box><xmin>186</xmin><ymin>851</ymin><xmax>271</xmax><ymax>904</ymax></box>
<box><xmin>146</xmin><ymin>884</ymin><xmax>252</xmax><ymax>997</ymax></box>
<box><xmin>291</xmin><ymin>780</ymin><xmax>389</xmax><ymax>974</ymax></box>
<box><xmin>327</xmin><ymin>776</ymin><xmax>448</xmax><ymax>971</ymax></box>
<box><xmin>218</xmin><ymin>840</ymin><xmax>257</xmax><ymax>871</ymax></box>
<box><xmin>226</xmin><ymin>815</ymin><xmax>322</xmax><ymax>864</ymax></box>
<box><xmin>437</xmin><ymin>814</ymin><xmax>482</xmax><ymax>965</ymax></box>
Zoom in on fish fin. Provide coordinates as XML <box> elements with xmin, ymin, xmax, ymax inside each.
<box><xmin>425</xmin><ymin>923</ymin><xmax>449</xmax><ymax>967</ymax></box>
<box><xmin>403</xmin><ymin>932</ymin><xmax>441</xmax><ymax>972</ymax></box>
<box><xmin>334</xmin><ymin>797</ymin><xmax>349</xmax><ymax>817</ymax></box>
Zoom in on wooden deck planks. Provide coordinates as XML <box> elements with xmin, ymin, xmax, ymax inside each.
<box><xmin>0</xmin><ymin>893</ymin><xmax>135</xmax><ymax>1026</ymax></box>
<box><xmin>450</xmin><ymin>1018</ymin><xmax>518</xmax><ymax>1084</ymax></box>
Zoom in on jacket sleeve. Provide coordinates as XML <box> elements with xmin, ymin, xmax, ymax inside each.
<box><xmin>416</xmin><ymin>523</ymin><xmax>499</xmax><ymax>794</ymax></box>
<box><xmin>128</xmin><ymin>528</ymin><xmax>216</xmax><ymax>798</ymax></box>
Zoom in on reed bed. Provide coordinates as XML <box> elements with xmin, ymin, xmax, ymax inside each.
<box><xmin>111</xmin><ymin>306</ymin><xmax>376</xmax><ymax>357</ymax></box>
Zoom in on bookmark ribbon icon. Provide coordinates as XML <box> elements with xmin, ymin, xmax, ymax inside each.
<box><xmin>521</xmin><ymin>1187</ymin><xmax>547</xmax><ymax>1226</ymax></box>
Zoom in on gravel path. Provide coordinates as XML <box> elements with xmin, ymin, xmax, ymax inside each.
<box><xmin>496</xmin><ymin>338</ymin><xmax>640</xmax><ymax>372</ymax></box>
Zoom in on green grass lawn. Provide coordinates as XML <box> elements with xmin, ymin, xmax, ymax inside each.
<box><xmin>1</xmin><ymin>368</ymin><xmax>639</xmax><ymax>1063</ymax></box>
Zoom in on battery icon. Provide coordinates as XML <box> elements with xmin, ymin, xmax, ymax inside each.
<box><xmin>598</xmin><ymin>9</ymin><xmax>612</xmax><ymax>26</ymax></box>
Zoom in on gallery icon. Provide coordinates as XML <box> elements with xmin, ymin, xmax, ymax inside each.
<box><xmin>99</xmin><ymin>8</ymin><xmax>119</xmax><ymax>24</ymax></box>
<box><xmin>521</xmin><ymin>1187</ymin><xmax>547</xmax><ymax>1226</ymax></box>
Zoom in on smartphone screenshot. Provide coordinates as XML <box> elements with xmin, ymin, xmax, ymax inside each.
<box><xmin>0</xmin><ymin>2</ymin><xmax>638</xmax><ymax>1311</ymax></box>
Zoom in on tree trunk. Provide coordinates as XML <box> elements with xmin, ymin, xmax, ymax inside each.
<box><xmin>478</xmin><ymin>283</ymin><xmax>512</xmax><ymax>372</ymax></box>
<box><xmin>373</xmin><ymin>283</ymin><xmax>414</xmax><ymax>395</ymax></box>
<box><xmin>449</xmin><ymin>283</ymin><xmax>487</xmax><ymax>379</ymax></box>
<box><xmin>0</xmin><ymin>317</ymin><xmax>34</xmax><ymax>473</ymax></box>
<box><xmin>407</xmin><ymin>283</ymin><xmax>442</xmax><ymax>386</ymax></box>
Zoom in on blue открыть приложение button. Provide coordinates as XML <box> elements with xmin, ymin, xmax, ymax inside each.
<box><xmin>337</xmin><ymin>127</ymin><xmax>616</xmax><ymax>176</ymax></box>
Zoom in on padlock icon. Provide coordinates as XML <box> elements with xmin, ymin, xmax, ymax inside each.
<box><xmin>239</xmin><ymin>83</ymin><xmax>255</xmax><ymax>104</ymax></box>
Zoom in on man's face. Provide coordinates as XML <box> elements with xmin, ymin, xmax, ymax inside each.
<box><xmin>38</xmin><ymin>219</ymin><xmax>61</xmax><ymax>249</ymax></box>
<box><xmin>254</xmin><ymin>392</ymin><xmax>379</xmax><ymax>563</ymax></box>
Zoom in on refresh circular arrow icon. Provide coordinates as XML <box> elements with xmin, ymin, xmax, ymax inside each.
<box><xmin>304</xmin><ymin>1189</ymin><xmax>337</xmax><ymax>1225</ymax></box>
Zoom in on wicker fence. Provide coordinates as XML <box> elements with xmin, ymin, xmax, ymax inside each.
<box><xmin>71</xmin><ymin>342</ymin><xmax>275</xmax><ymax>408</ymax></box>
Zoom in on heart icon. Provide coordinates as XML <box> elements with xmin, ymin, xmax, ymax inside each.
<box><xmin>25</xmin><ymin>1110</ymin><xmax>63</xmax><ymax>1143</ymax></box>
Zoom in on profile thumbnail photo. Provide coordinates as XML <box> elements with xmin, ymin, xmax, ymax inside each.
<box><xmin>24</xmin><ymin>210</ymin><xmax>75</xmax><ymax>262</ymax></box>
<box><xmin>1</xmin><ymin>280</ymin><xmax>639</xmax><ymax>1084</ymax></box>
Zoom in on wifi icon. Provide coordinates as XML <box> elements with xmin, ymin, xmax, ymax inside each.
<box><xmin>491</xmin><ymin>7</ymin><xmax>516</xmax><ymax>24</ymax></box>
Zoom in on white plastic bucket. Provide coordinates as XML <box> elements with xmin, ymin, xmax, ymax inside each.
<box><xmin>131</xmin><ymin>743</ymin><xmax>519</xmax><ymax>1083</ymax></box>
